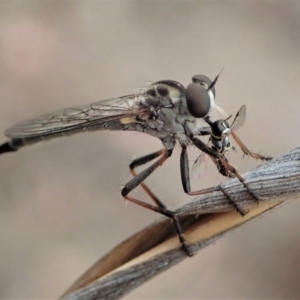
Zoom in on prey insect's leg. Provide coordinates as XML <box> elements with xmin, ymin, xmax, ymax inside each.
<box><xmin>190</xmin><ymin>135</ymin><xmax>259</xmax><ymax>198</ymax></box>
<box><xmin>129</xmin><ymin>149</ymin><xmax>167</xmax><ymax>208</ymax></box>
<box><xmin>231</xmin><ymin>131</ymin><xmax>273</xmax><ymax>161</ymax></box>
<box><xmin>122</xmin><ymin>149</ymin><xmax>193</xmax><ymax>256</ymax></box>
<box><xmin>180</xmin><ymin>144</ymin><xmax>246</xmax><ymax>215</ymax></box>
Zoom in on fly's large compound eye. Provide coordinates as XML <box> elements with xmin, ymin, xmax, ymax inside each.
<box><xmin>186</xmin><ymin>83</ymin><xmax>211</xmax><ymax>118</ymax></box>
<box><xmin>186</xmin><ymin>74</ymin><xmax>216</xmax><ymax>118</ymax></box>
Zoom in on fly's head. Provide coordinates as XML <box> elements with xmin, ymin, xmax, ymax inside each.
<box><xmin>186</xmin><ymin>75</ymin><xmax>216</xmax><ymax>118</ymax></box>
<box><xmin>185</xmin><ymin>70</ymin><xmax>225</xmax><ymax>119</ymax></box>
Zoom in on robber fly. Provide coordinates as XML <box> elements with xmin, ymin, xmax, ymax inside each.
<box><xmin>0</xmin><ymin>74</ymin><xmax>269</xmax><ymax>256</ymax></box>
<box><xmin>191</xmin><ymin>105</ymin><xmax>272</xmax><ymax>214</ymax></box>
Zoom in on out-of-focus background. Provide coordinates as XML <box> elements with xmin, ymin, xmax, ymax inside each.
<box><xmin>0</xmin><ymin>1</ymin><xmax>299</xmax><ymax>298</ymax></box>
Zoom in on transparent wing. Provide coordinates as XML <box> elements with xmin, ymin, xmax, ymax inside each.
<box><xmin>191</xmin><ymin>151</ymin><xmax>209</xmax><ymax>180</ymax></box>
<box><xmin>5</xmin><ymin>95</ymin><xmax>149</xmax><ymax>138</ymax></box>
<box><xmin>230</xmin><ymin>104</ymin><xmax>246</xmax><ymax>132</ymax></box>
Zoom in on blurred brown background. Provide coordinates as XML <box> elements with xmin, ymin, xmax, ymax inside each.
<box><xmin>0</xmin><ymin>1</ymin><xmax>299</xmax><ymax>299</ymax></box>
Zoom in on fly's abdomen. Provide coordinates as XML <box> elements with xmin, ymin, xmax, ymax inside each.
<box><xmin>5</xmin><ymin>116</ymin><xmax>147</xmax><ymax>151</ymax></box>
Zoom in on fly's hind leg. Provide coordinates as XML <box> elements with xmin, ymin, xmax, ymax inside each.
<box><xmin>129</xmin><ymin>149</ymin><xmax>167</xmax><ymax>208</ymax></box>
<box><xmin>122</xmin><ymin>149</ymin><xmax>193</xmax><ymax>256</ymax></box>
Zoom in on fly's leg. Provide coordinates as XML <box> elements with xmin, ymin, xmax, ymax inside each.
<box><xmin>190</xmin><ymin>135</ymin><xmax>260</xmax><ymax>199</ymax></box>
<box><xmin>129</xmin><ymin>149</ymin><xmax>167</xmax><ymax>209</ymax></box>
<box><xmin>180</xmin><ymin>144</ymin><xmax>247</xmax><ymax>215</ymax></box>
<box><xmin>122</xmin><ymin>149</ymin><xmax>193</xmax><ymax>256</ymax></box>
<box><xmin>231</xmin><ymin>131</ymin><xmax>273</xmax><ymax>161</ymax></box>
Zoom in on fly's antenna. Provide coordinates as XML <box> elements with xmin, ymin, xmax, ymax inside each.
<box><xmin>207</xmin><ymin>67</ymin><xmax>224</xmax><ymax>92</ymax></box>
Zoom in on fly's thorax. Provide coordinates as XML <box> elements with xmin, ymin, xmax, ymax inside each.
<box><xmin>176</xmin><ymin>132</ymin><xmax>193</xmax><ymax>146</ymax></box>
<box><xmin>141</xmin><ymin>80</ymin><xmax>185</xmax><ymax>108</ymax></box>
<box><xmin>146</xmin><ymin>117</ymin><xmax>164</xmax><ymax>130</ymax></box>
<box><xmin>160</xmin><ymin>134</ymin><xmax>176</xmax><ymax>150</ymax></box>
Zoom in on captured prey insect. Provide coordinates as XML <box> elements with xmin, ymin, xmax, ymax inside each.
<box><xmin>0</xmin><ymin>73</ymin><xmax>268</xmax><ymax>256</ymax></box>
<box><xmin>191</xmin><ymin>105</ymin><xmax>273</xmax><ymax>214</ymax></box>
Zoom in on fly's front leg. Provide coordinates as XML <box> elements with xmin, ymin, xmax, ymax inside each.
<box><xmin>190</xmin><ymin>135</ymin><xmax>259</xmax><ymax>197</ymax></box>
<box><xmin>180</xmin><ymin>144</ymin><xmax>246</xmax><ymax>215</ymax></box>
<box><xmin>122</xmin><ymin>149</ymin><xmax>193</xmax><ymax>256</ymax></box>
<box><xmin>231</xmin><ymin>131</ymin><xmax>273</xmax><ymax>161</ymax></box>
<box><xmin>129</xmin><ymin>149</ymin><xmax>167</xmax><ymax>209</ymax></box>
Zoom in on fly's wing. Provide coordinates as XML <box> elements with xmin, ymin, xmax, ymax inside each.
<box><xmin>191</xmin><ymin>139</ymin><xmax>211</xmax><ymax>180</ymax></box>
<box><xmin>230</xmin><ymin>104</ymin><xmax>246</xmax><ymax>132</ymax></box>
<box><xmin>191</xmin><ymin>152</ymin><xmax>209</xmax><ymax>180</ymax></box>
<box><xmin>5</xmin><ymin>95</ymin><xmax>149</xmax><ymax>139</ymax></box>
